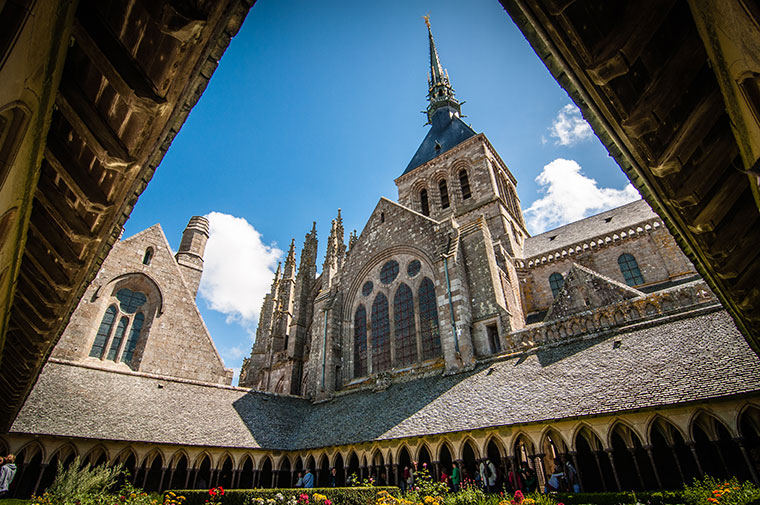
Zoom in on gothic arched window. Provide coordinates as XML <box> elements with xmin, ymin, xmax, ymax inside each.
<box><xmin>394</xmin><ymin>283</ymin><xmax>417</xmax><ymax>366</ymax></box>
<box><xmin>353</xmin><ymin>305</ymin><xmax>367</xmax><ymax>378</ymax></box>
<box><xmin>618</xmin><ymin>253</ymin><xmax>645</xmax><ymax>286</ymax></box>
<box><xmin>121</xmin><ymin>312</ymin><xmax>145</xmax><ymax>365</ymax></box>
<box><xmin>549</xmin><ymin>272</ymin><xmax>564</xmax><ymax>298</ymax></box>
<box><xmin>143</xmin><ymin>247</ymin><xmax>154</xmax><ymax>265</ymax></box>
<box><xmin>90</xmin><ymin>305</ymin><xmax>117</xmax><ymax>358</ymax></box>
<box><xmin>371</xmin><ymin>292</ymin><xmax>391</xmax><ymax>372</ymax></box>
<box><xmin>459</xmin><ymin>169</ymin><xmax>471</xmax><ymax>200</ymax></box>
<box><xmin>439</xmin><ymin>179</ymin><xmax>450</xmax><ymax>209</ymax></box>
<box><xmin>419</xmin><ymin>277</ymin><xmax>441</xmax><ymax>360</ymax></box>
<box><xmin>420</xmin><ymin>189</ymin><xmax>430</xmax><ymax>216</ymax></box>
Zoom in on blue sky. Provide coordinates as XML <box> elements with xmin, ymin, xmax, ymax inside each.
<box><xmin>122</xmin><ymin>0</ymin><xmax>639</xmax><ymax>379</ymax></box>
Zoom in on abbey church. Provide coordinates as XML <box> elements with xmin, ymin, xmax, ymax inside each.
<box><xmin>4</xmin><ymin>19</ymin><xmax>760</xmax><ymax>500</ymax></box>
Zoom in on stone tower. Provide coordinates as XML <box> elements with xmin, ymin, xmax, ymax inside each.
<box><xmin>174</xmin><ymin>215</ymin><xmax>210</xmax><ymax>298</ymax></box>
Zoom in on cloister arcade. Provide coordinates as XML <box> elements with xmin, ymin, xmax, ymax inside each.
<box><xmin>4</xmin><ymin>400</ymin><xmax>760</xmax><ymax>498</ymax></box>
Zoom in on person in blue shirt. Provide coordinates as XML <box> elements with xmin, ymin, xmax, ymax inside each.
<box><xmin>302</xmin><ymin>468</ymin><xmax>315</xmax><ymax>488</ymax></box>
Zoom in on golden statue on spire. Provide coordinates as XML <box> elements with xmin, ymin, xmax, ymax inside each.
<box><xmin>423</xmin><ymin>14</ymin><xmax>431</xmax><ymax>29</ymax></box>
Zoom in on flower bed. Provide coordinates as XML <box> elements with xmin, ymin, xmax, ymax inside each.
<box><xmin>166</xmin><ymin>486</ymin><xmax>399</xmax><ymax>505</ymax></box>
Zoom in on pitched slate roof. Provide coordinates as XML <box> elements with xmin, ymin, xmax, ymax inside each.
<box><xmin>12</xmin><ymin>310</ymin><xmax>760</xmax><ymax>450</ymax></box>
<box><xmin>523</xmin><ymin>199</ymin><xmax>655</xmax><ymax>259</ymax></box>
<box><xmin>403</xmin><ymin>107</ymin><xmax>476</xmax><ymax>175</ymax></box>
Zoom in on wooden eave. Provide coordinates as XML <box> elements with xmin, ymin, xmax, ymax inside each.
<box><xmin>500</xmin><ymin>0</ymin><xmax>760</xmax><ymax>353</ymax></box>
<box><xmin>0</xmin><ymin>0</ymin><xmax>254</xmax><ymax>431</ymax></box>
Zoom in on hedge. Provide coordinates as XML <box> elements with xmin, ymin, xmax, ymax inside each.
<box><xmin>551</xmin><ymin>490</ymin><xmax>685</xmax><ymax>505</ymax></box>
<box><xmin>166</xmin><ymin>486</ymin><xmax>400</xmax><ymax>505</ymax></box>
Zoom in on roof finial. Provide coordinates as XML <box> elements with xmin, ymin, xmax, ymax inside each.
<box><xmin>423</xmin><ymin>15</ymin><xmax>461</xmax><ymax>124</ymax></box>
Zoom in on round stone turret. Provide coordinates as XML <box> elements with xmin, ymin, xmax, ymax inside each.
<box><xmin>175</xmin><ymin>215</ymin><xmax>210</xmax><ymax>297</ymax></box>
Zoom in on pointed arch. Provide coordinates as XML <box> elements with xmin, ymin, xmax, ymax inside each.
<box><xmin>608</xmin><ymin>419</ymin><xmax>644</xmax><ymax>450</ymax></box>
<box><xmin>571</xmin><ymin>423</ymin><xmax>605</xmax><ymax>451</ymax></box>
<box><xmin>332</xmin><ymin>452</ymin><xmax>345</xmax><ymax>487</ymax></box>
<box><xmin>141</xmin><ymin>448</ymin><xmax>165</xmax><ymax>468</ymax></box>
<box><xmin>169</xmin><ymin>448</ymin><xmax>191</xmax><ymax>467</ymax></box>
<box><xmin>193</xmin><ymin>451</ymin><xmax>213</xmax><ymax>470</ymax></box>
<box><xmin>259</xmin><ymin>455</ymin><xmax>274</xmax><ymax>488</ymax></box>
<box><xmin>459</xmin><ymin>436</ymin><xmax>481</xmax><ymax>461</ymax></box>
<box><xmin>217</xmin><ymin>454</ymin><xmax>235</xmax><ymax>489</ymax></box>
<box><xmin>168</xmin><ymin>451</ymin><xmax>190</xmax><ymax>491</ymax></box>
<box><xmin>83</xmin><ymin>444</ymin><xmax>110</xmax><ymax>467</ymax></box>
<box><xmin>482</xmin><ymin>435</ymin><xmax>506</xmax><ymax>461</ymax></box>
<box><xmin>647</xmin><ymin>414</ymin><xmax>688</xmax><ymax>445</ymax></box>
<box><xmin>279</xmin><ymin>454</ymin><xmax>293</xmax><ymax>471</ymax></box>
<box><xmin>690</xmin><ymin>408</ymin><xmax>736</xmax><ymax>440</ymax></box>
<box><xmin>305</xmin><ymin>454</ymin><xmax>316</xmax><ymax>472</ymax></box>
<box><xmin>48</xmin><ymin>442</ymin><xmax>78</xmax><ymax>465</ymax></box>
<box><xmin>238</xmin><ymin>454</ymin><xmax>255</xmax><ymax>489</ymax></box>
<box><xmin>416</xmin><ymin>443</ymin><xmax>432</xmax><ymax>465</ymax></box>
<box><xmin>738</xmin><ymin>404</ymin><xmax>760</xmax><ymax>438</ymax></box>
<box><xmin>16</xmin><ymin>440</ymin><xmax>45</xmax><ymax>463</ymax></box>
<box><xmin>540</xmin><ymin>426</ymin><xmax>569</xmax><ymax>456</ymax></box>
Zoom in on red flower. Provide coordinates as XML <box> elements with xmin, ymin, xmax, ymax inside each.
<box><xmin>209</xmin><ymin>488</ymin><xmax>216</xmax><ymax>496</ymax></box>
<box><xmin>219</xmin><ymin>487</ymin><xmax>225</xmax><ymax>496</ymax></box>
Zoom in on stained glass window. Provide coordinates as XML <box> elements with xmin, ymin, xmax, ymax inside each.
<box><xmin>116</xmin><ymin>288</ymin><xmax>147</xmax><ymax>314</ymax></box>
<box><xmin>380</xmin><ymin>260</ymin><xmax>399</xmax><ymax>284</ymax></box>
<box><xmin>371</xmin><ymin>293</ymin><xmax>391</xmax><ymax>372</ymax></box>
<box><xmin>106</xmin><ymin>316</ymin><xmax>128</xmax><ymax>361</ymax></box>
<box><xmin>353</xmin><ymin>305</ymin><xmax>367</xmax><ymax>378</ymax></box>
<box><xmin>362</xmin><ymin>281</ymin><xmax>373</xmax><ymax>296</ymax></box>
<box><xmin>419</xmin><ymin>278</ymin><xmax>441</xmax><ymax>359</ymax></box>
<box><xmin>459</xmin><ymin>170</ymin><xmax>471</xmax><ymax>200</ymax></box>
<box><xmin>407</xmin><ymin>259</ymin><xmax>421</xmax><ymax>277</ymax></box>
<box><xmin>394</xmin><ymin>284</ymin><xmax>417</xmax><ymax>366</ymax></box>
<box><xmin>121</xmin><ymin>312</ymin><xmax>145</xmax><ymax>365</ymax></box>
<box><xmin>549</xmin><ymin>273</ymin><xmax>564</xmax><ymax>298</ymax></box>
<box><xmin>439</xmin><ymin>180</ymin><xmax>450</xmax><ymax>209</ymax></box>
<box><xmin>618</xmin><ymin>253</ymin><xmax>645</xmax><ymax>286</ymax></box>
<box><xmin>90</xmin><ymin>305</ymin><xmax>117</xmax><ymax>358</ymax></box>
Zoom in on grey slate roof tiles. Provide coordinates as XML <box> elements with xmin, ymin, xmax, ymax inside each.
<box><xmin>12</xmin><ymin>310</ymin><xmax>760</xmax><ymax>450</ymax></box>
<box><xmin>523</xmin><ymin>199</ymin><xmax>656</xmax><ymax>259</ymax></box>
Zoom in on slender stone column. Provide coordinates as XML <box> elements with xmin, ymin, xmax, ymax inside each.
<box><xmin>158</xmin><ymin>467</ymin><xmax>167</xmax><ymax>492</ymax></box>
<box><xmin>628</xmin><ymin>449</ymin><xmax>645</xmax><ymax>490</ymax></box>
<box><xmin>253</xmin><ymin>469</ymin><xmax>260</xmax><ymax>488</ymax></box>
<box><xmin>33</xmin><ymin>463</ymin><xmax>48</xmax><ymax>496</ymax></box>
<box><xmin>168</xmin><ymin>466</ymin><xmax>177</xmax><ymax>490</ymax></box>
<box><xmin>735</xmin><ymin>438</ymin><xmax>760</xmax><ymax>484</ymax></box>
<box><xmin>133</xmin><ymin>466</ymin><xmax>141</xmax><ymax>485</ymax></box>
<box><xmin>712</xmin><ymin>440</ymin><xmax>731</xmax><ymax>477</ymax></box>
<box><xmin>667</xmin><ymin>444</ymin><xmax>686</xmax><ymax>484</ymax></box>
<box><xmin>274</xmin><ymin>469</ymin><xmax>280</xmax><ymax>488</ymax></box>
<box><xmin>291</xmin><ymin>469</ymin><xmax>297</xmax><ymax>487</ymax></box>
<box><xmin>643</xmin><ymin>446</ymin><xmax>662</xmax><ymax>489</ymax></box>
<box><xmin>185</xmin><ymin>468</ymin><xmax>192</xmax><ymax>489</ymax></box>
<box><xmin>431</xmin><ymin>461</ymin><xmax>440</xmax><ymax>481</ymax></box>
<box><xmin>391</xmin><ymin>464</ymin><xmax>399</xmax><ymax>486</ymax></box>
<box><xmin>592</xmin><ymin>451</ymin><xmax>607</xmax><ymax>492</ymax></box>
<box><xmin>568</xmin><ymin>452</ymin><xmax>583</xmax><ymax>492</ymax></box>
<box><xmin>141</xmin><ymin>466</ymin><xmax>149</xmax><ymax>489</ymax></box>
<box><xmin>686</xmin><ymin>442</ymin><xmax>705</xmax><ymax>477</ymax></box>
<box><xmin>13</xmin><ymin>463</ymin><xmax>28</xmax><ymax>498</ymax></box>
<box><xmin>534</xmin><ymin>453</ymin><xmax>546</xmax><ymax>492</ymax></box>
<box><xmin>508</xmin><ymin>456</ymin><xmax>519</xmax><ymax>490</ymax></box>
<box><xmin>212</xmin><ymin>468</ymin><xmax>220</xmax><ymax>488</ymax></box>
<box><xmin>605</xmin><ymin>449</ymin><xmax>621</xmax><ymax>491</ymax></box>
<box><xmin>360</xmin><ymin>465</ymin><xmax>365</xmax><ymax>481</ymax></box>
<box><xmin>191</xmin><ymin>468</ymin><xmax>199</xmax><ymax>489</ymax></box>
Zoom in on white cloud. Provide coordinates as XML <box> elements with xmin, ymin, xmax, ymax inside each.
<box><xmin>549</xmin><ymin>104</ymin><xmax>593</xmax><ymax>146</ymax></box>
<box><xmin>199</xmin><ymin>212</ymin><xmax>283</xmax><ymax>333</ymax></box>
<box><xmin>219</xmin><ymin>344</ymin><xmax>248</xmax><ymax>383</ymax></box>
<box><xmin>524</xmin><ymin>158</ymin><xmax>640</xmax><ymax>234</ymax></box>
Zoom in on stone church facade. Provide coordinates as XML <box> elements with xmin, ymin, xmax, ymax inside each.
<box><xmin>4</xmin><ymin>22</ymin><xmax>760</xmax><ymax>499</ymax></box>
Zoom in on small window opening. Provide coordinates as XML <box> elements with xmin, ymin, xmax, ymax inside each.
<box><xmin>380</xmin><ymin>212</ymin><xmax>385</xmax><ymax>223</ymax></box>
<box><xmin>548</xmin><ymin>235</ymin><xmax>557</xmax><ymax>241</ymax></box>
<box><xmin>549</xmin><ymin>272</ymin><xmax>564</xmax><ymax>298</ymax></box>
<box><xmin>604</xmin><ymin>217</ymin><xmax>613</xmax><ymax>223</ymax></box>
<box><xmin>420</xmin><ymin>189</ymin><xmax>430</xmax><ymax>216</ymax></box>
<box><xmin>439</xmin><ymin>179</ymin><xmax>450</xmax><ymax>209</ymax></box>
<box><xmin>143</xmin><ymin>247</ymin><xmax>154</xmax><ymax>265</ymax></box>
<box><xmin>487</xmin><ymin>324</ymin><xmax>501</xmax><ymax>354</ymax></box>
<box><xmin>459</xmin><ymin>169</ymin><xmax>471</xmax><ymax>200</ymax></box>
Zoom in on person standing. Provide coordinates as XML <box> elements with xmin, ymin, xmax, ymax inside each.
<box><xmin>0</xmin><ymin>454</ymin><xmax>17</xmax><ymax>499</ymax></box>
<box><xmin>486</xmin><ymin>460</ymin><xmax>497</xmax><ymax>492</ymax></box>
<box><xmin>295</xmin><ymin>471</ymin><xmax>304</xmax><ymax>487</ymax></box>
<box><xmin>302</xmin><ymin>468</ymin><xmax>315</xmax><ymax>488</ymax></box>
<box><xmin>330</xmin><ymin>468</ymin><xmax>337</xmax><ymax>487</ymax></box>
<box><xmin>451</xmin><ymin>462</ymin><xmax>461</xmax><ymax>492</ymax></box>
<box><xmin>564</xmin><ymin>459</ymin><xmax>580</xmax><ymax>493</ymax></box>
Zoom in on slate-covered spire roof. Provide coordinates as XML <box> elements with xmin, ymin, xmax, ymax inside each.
<box><xmin>403</xmin><ymin>18</ymin><xmax>476</xmax><ymax>175</ymax></box>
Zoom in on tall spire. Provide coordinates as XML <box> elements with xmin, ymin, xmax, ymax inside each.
<box><xmin>424</xmin><ymin>15</ymin><xmax>461</xmax><ymax>124</ymax></box>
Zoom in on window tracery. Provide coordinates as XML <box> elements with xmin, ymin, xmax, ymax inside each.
<box><xmin>371</xmin><ymin>292</ymin><xmax>391</xmax><ymax>372</ymax></box>
<box><xmin>354</xmin><ymin>305</ymin><xmax>367</xmax><ymax>378</ymax></box>
<box><xmin>394</xmin><ymin>284</ymin><xmax>417</xmax><ymax>366</ymax></box>
<box><xmin>419</xmin><ymin>277</ymin><xmax>441</xmax><ymax>360</ymax></box>
<box><xmin>618</xmin><ymin>253</ymin><xmax>645</xmax><ymax>286</ymax></box>
<box><xmin>89</xmin><ymin>287</ymin><xmax>150</xmax><ymax>366</ymax></box>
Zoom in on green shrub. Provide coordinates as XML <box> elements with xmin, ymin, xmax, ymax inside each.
<box><xmin>167</xmin><ymin>486</ymin><xmax>400</xmax><ymax>505</ymax></box>
<box><xmin>552</xmin><ymin>490</ymin><xmax>684</xmax><ymax>505</ymax></box>
<box><xmin>682</xmin><ymin>476</ymin><xmax>760</xmax><ymax>505</ymax></box>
